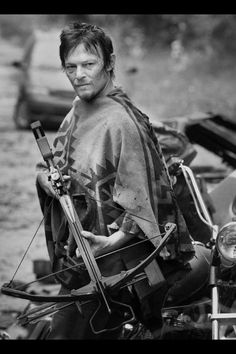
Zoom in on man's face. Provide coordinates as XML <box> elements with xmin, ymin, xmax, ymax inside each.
<box><xmin>64</xmin><ymin>43</ymin><xmax>111</xmax><ymax>101</ymax></box>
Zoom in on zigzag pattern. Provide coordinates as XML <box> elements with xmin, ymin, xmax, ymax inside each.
<box><xmin>81</xmin><ymin>155</ymin><xmax>122</xmax><ymax>223</ymax></box>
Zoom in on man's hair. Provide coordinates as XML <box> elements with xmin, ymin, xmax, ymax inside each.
<box><xmin>59</xmin><ymin>22</ymin><xmax>115</xmax><ymax>78</ymax></box>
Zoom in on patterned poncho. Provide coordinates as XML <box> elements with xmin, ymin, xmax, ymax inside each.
<box><xmin>36</xmin><ymin>87</ymin><xmax>195</xmax><ymax>289</ymax></box>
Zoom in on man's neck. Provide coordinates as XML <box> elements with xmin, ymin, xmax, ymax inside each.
<box><xmin>97</xmin><ymin>77</ymin><xmax>115</xmax><ymax>99</ymax></box>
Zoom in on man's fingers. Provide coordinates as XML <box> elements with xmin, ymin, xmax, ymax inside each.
<box><xmin>44</xmin><ymin>185</ymin><xmax>58</xmax><ymax>198</ymax></box>
<box><xmin>160</xmin><ymin>246</ymin><xmax>170</xmax><ymax>260</ymax></box>
<box><xmin>81</xmin><ymin>231</ymin><xmax>94</xmax><ymax>239</ymax></box>
<box><xmin>76</xmin><ymin>248</ymin><xmax>81</xmax><ymax>257</ymax></box>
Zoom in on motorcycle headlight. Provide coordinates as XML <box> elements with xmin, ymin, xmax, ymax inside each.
<box><xmin>216</xmin><ymin>222</ymin><xmax>236</xmax><ymax>265</ymax></box>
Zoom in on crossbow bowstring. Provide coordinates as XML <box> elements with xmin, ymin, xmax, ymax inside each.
<box><xmin>5</xmin><ymin>176</ymin><xmax>168</xmax><ymax>292</ymax></box>
<box><xmin>7</xmin><ymin>198</ymin><xmax>54</xmax><ymax>288</ymax></box>
<box><xmin>2</xmin><ymin>191</ymin><xmax>174</xmax><ymax>329</ymax></box>
<box><xmin>8</xmin><ymin>223</ymin><xmax>167</xmax><ymax>293</ymax></box>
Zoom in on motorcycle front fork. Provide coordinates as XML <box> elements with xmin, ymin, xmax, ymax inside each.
<box><xmin>210</xmin><ymin>264</ymin><xmax>236</xmax><ymax>339</ymax></box>
<box><xmin>210</xmin><ymin>265</ymin><xmax>221</xmax><ymax>339</ymax></box>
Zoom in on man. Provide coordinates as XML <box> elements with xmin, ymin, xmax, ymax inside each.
<box><xmin>36</xmin><ymin>22</ymin><xmax>196</xmax><ymax>339</ymax></box>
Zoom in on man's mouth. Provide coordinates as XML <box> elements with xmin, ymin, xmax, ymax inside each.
<box><xmin>75</xmin><ymin>83</ymin><xmax>90</xmax><ymax>88</ymax></box>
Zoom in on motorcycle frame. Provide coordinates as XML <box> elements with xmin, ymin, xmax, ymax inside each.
<box><xmin>180</xmin><ymin>163</ymin><xmax>236</xmax><ymax>340</ymax></box>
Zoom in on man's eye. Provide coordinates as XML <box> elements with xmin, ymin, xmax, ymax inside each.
<box><xmin>66</xmin><ymin>66</ymin><xmax>76</xmax><ymax>73</ymax></box>
<box><xmin>85</xmin><ymin>63</ymin><xmax>94</xmax><ymax>68</ymax></box>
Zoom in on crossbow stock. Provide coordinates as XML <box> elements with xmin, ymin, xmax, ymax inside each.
<box><xmin>1</xmin><ymin>121</ymin><xmax>176</xmax><ymax>334</ymax></box>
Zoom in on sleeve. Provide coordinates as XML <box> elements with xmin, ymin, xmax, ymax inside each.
<box><xmin>107</xmin><ymin>211</ymin><xmax>145</xmax><ymax>238</ymax></box>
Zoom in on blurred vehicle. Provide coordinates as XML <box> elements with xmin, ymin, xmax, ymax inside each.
<box><xmin>12</xmin><ymin>30</ymin><xmax>75</xmax><ymax>130</ymax></box>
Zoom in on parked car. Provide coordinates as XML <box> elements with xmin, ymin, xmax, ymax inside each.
<box><xmin>12</xmin><ymin>30</ymin><xmax>75</xmax><ymax>130</ymax></box>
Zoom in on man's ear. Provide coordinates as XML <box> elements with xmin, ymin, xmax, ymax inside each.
<box><xmin>107</xmin><ymin>53</ymin><xmax>116</xmax><ymax>72</ymax></box>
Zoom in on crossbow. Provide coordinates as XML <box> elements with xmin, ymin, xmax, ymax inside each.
<box><xmin>1</xmin><ymin>121</ymin><xmax>176</xmax><ymax>334</ymax></box>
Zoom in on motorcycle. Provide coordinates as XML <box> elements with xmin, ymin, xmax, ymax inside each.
<box><xmin>1</xmin><ymin>118</ymin><xmax>236</xmax><ymax>340</ymax></box>
<box><xmin>117</xmin><ymin>157</ymin><xmax>236</xmax><ymax>340</ymax></box>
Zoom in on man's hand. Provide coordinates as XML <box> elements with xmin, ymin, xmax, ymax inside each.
<box><xmin>80</xmin><ymin>231</ymin><xmax>110</xmax><ymax>257</ymax></box>
<box><xmin>37</xmin><ymin>172</ymin><xmax>71</xmax><ymax>198</ymax></box>
<box><xmin>37</xmin><ymin>172</ymin><xmax>56</xmax><ymax>198</ymax></box>
<box><xmin>79</xmin><ymin>230</ymin><xmax>171</xmax><ymax>260</ymax></box>
<box><xmin>79</xmin><ymin>229</ymin><xmax>136</xmax><ymax>258</ymax></box>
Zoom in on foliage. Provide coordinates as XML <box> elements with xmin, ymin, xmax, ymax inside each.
<box><xmin>1</xmin><ymin>14</ymin><xmax>236</xmax><ymax>56</ymax></box>
<box><xmin>0</xmin><ymin>14</ymin><xmax>236</xmax><ymax>122</ymax></box>
<box><xmin>87</xmin><ymin>14</ymin><xmax>236</xmax><ymax>57</ymax></box>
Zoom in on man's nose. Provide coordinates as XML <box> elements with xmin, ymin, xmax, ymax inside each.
<box><xmin>75</xmin><ymin>66</ymin><xmax>86</xmax><ymax>79</ymax></box>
